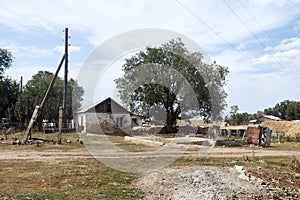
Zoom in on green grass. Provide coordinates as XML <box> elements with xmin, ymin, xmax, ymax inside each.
<box><xmin>268</xmin><ymin>142</ymin><xmax>300</xmax><ymax>151</ymax></box>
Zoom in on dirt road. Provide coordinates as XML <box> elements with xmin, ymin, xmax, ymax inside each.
<box><xmin>0</xmin><ymin>146</ymin><xmax>299</xmax><ymax>161</ymax></box>
<box><xmin>0</xmin><ymin>143</ymin><xmax>299</xmax><ymax>199</ymax></box>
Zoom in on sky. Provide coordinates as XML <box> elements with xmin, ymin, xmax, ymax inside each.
<box><xmin>0</xmin><ymin>0</ymin><xmax>300</xmax><ymax>116</ymax></box>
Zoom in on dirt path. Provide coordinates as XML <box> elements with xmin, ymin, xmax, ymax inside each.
<box><xmin>0</xmin><ymin>146</ymin><xmax>299</xmax><ymax>161</ymax></box>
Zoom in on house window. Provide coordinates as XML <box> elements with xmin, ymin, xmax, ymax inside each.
<box><xmin>116</xmin><ymin>117</ymin><xmax>123</xmax><ymax>127</ymax></box>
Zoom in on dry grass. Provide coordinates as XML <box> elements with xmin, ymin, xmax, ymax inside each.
<box><xmin>0</xmin><ymin>131</ymin><xmax>85</xmax><ymax>152</ymax></box>
<box><xmin>0</xmin><ymin>133</ymin><xmax>145</xmax><ymax>199</ymax></box>
<box><xmin>0</xmin><ymin>158</ymin><xmax>143</xmax><ymax>199</ymax></box>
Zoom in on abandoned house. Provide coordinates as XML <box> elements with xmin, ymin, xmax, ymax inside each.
<box><xmin>76</xmin><ymin>97</ymin><xmax>142</xmax><ymax>134</ymax></box>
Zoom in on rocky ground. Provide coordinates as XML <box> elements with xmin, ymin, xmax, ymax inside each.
<box><xmin>136</xmin><ymin>166</ymin><xmax>261</xmax><ymax>199</ymax></box>
<box><xmin>136</xmin><ymin>165</ymin><xmax>299</xmax><ymax>200</ymax></box>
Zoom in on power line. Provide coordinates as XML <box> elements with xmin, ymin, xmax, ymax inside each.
<box><xmin>175</xmin><ymin>0</ymin><xmax>300</xmax><ymax>96</ymax></box>
<box><xmin>221</xmin><ymin>0</ymin><xmax>299</xmax><ymax>83</ymax></box>
<box><xmin>237</xmin><ymin>0</ymin><xmax>278</xmax><ymax>46</ymax></box>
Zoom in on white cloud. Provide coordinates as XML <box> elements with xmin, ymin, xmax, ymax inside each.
<box><xmin>213</xmin><ymin>36</ymin><xmax>300</xmax><ymax>114</ymax></box>
<box><xmin>254</xmin><ymin>37</ymin><xmax>300</xmax><ymax>73</ymax></box>
<box><xmin>272</xmin><ymin>37</ymin><xmax>300</xmax><ymax>51</ymax></box>
<box><xmin>0</xmin><ymin>0</ymin><xmax>299</xmax><ymax>49</ymax></box>
<box><xmin>4</xmin><ymin>44</ymin><xmax>53</xmax><ymax>58</ymax></box>
<box><xmin>1</xmin><ymin>0</ymin><xmax>300</xmax><ymax>114</ymax></box>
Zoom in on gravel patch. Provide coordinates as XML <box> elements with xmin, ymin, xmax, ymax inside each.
<box><xmin>136</xmin><ymin>166</ymin><xmax>265</xmax><ymax>200</ymax></box>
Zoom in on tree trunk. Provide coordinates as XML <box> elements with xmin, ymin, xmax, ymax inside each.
<box><xmin>165</xmin><ymin>109</ymin><xmax>177</xmax><ymax>133</ymax></box>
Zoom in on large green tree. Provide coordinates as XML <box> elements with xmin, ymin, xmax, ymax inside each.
<box><xmin>115</xmin><ymin>39</ymin><xmax>228</xmax><ymax>131</ymax></box>
<box><xmin>14</xmin><ymin>71</ymin><xmax>84</xmax><ymax>127</ymax></box>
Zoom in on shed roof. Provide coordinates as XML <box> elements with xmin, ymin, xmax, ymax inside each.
<box><xmin>77</xmin><ymin>97</ymin><xmax>129</xmax><ymax>114</ymax></box>
<box><xmin>260</xmin><ymin>115</ymin><xmax>281</xmax><ymax>121</ymax></box>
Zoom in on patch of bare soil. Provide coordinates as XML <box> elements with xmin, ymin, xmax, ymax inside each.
<box><xmin>246</xmin><ymin>165</ymin><xmax>300</xmax><ymax>199</ymax></box>
<box><xmin>136</xmin><ymin>166</ymin><xmax>265</xmax><ymax>200</ymax></box>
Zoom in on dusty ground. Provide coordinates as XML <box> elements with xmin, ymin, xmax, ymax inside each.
<box><xmin>0</xmin><ymin>146</ymin><xmax>299</xmax><ymax>161</ymax></box>
<box><xmin>0</xmin><ymin>134</ymin><xmax>299</xmax><ymax>199</ymax></box>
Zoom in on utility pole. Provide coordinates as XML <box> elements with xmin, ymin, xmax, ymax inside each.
<box><xmin>58</xmin><ymin>27</ymin><xmax>69</xmax><ymax>144</ymax></box>
<box><xmin>23</xmin><ymin>55</ymin><xmax>65</xmax><ymax>144</ymax></box>
<box><xmin>63</xmin><ymin>27</ymin><xmax>68</xmax><ymax>123</ymax></box>
<box><xmin>20</xmin><ymin>76</ymin><xmax>23</xmax><ymax>92</ymax></box>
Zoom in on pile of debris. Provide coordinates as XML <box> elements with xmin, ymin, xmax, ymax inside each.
<box><xmin>137</xmin><ymin>166</ymin><xmax>265</xmax><ymax>199</ymax></box>
<box><xmin>99</xmin><ymin>120</ymin><xmax>128</xmax><ymax>136</ymax></box>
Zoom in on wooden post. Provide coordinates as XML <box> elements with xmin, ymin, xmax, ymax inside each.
<box><xmin>22</xmin><ymin>55</ymin><xmax>65</xmax><ymax>144</ymax></box>
<box><xmin>58</xmin><ymin>106</ymin><xmax>63</xmax><ymax>144</ymax></box>
<box><xmin>4</xmin><ymin>127</ymin><xmax>7</xmax><ymax>140</ymax></box>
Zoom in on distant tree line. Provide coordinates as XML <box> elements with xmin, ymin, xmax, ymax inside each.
<box><xmin>0</xmin><ymin>48</ymin><xmax>84</xmax><ymax>128</ymax></box>
<box><xmin>226</xmin><ymin>100</ymin><xmax>300</xmax><ymax>125</ymax></box>
<box><xmin>225</xmin><ymin>105</ymin><xmax>262</xmax><ymax>126</ymax></box>
<box><xmin>264</xmin><ymin>100</ymin><xmax>300</xmax><ymax>121</ymax></box>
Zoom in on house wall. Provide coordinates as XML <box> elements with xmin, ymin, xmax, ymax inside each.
<box><xmin>77</xmin><ymin>113</ymin><xmax>87</xmax><ymax>133</ymax></box>
<box><xmin>77</xmin><ymin>112</ymin><xmax>132</xmax><ymax>134</ymax></box>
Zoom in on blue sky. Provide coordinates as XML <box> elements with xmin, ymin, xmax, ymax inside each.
<box><xmin>1</xmin><ymin>0</ymin><xmax>300</xmax><ymax>115</ymax></box>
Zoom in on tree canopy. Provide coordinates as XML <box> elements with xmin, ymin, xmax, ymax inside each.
<box><xmin>13</xmin><ymin>71</ymin><xmax>84</xmax><ymax>127</ymax></box>
<box><xmin>0</xmin><ymin>48</ymin><xmax>17</xmax><ymax>119</ymax></box>
<box><xmin>225</xmin><ymin>105</ymin><xmax>260</xmax><ymax>125</ymax></box>
<box><xmin>0</xmin><ymin>48</ymin><xmax>13</xmax><ymax>80</ymax></box>
<box><xmin>115</xmin><ymin>39</ymin><xmax>228</xmax><ymax>130</ymax></box>
<box><xmin>264</xmin><ymin>100</ymin><xmax>300</xmax><ymax>120</ymax></box>
<box><xmin>0</xmin><ymin>47</ymin><xmax>84</xmax><ymax>130</ymax></box>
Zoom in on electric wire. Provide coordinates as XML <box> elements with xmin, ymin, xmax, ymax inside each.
<box><xmin>175</xmin><ymin>0</ymin><xmax>300</xmax><ymax>96</ymax></box>
<box><xmin>222</xmin><ymin>0</ymin><xmax>298</xmax><ymax>83</ymax></box>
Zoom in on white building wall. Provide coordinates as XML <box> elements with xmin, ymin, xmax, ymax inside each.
<box><xmin>77</xmin><ymin>113</ymin><xmax>87</xmax><ymax>133</ymax></box>
<box><xmin>77</xmin><ymin>112</ymin><xmax>132</xmax><ymax>134</ymax></box>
